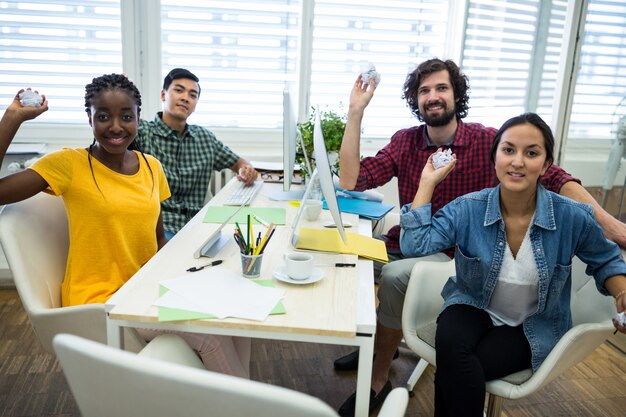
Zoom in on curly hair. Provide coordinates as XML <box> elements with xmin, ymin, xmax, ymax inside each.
<box><xmin>402</xmin><ymin>58</ymin><xmax>470</xmax><ymax>122</ymax></box>
<box><xmin>84</xmin><ymin>73</ymin><xmax>142</xmax><ymax>115</ymax></box>
<box><xmin>83</xmin><ymin>74</ymin><xmax>153</xmax><ymax>197</ymax></box>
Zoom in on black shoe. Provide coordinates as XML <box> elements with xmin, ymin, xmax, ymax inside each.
<box><xmin>333</xmin><ymin>349</ymin><xmax>400</xmax><ymax>371</ymax></box>
<box><xmin>338</xmin><ymin>380</ymin><xmax>392</xmax><ymax>417</ymax></box>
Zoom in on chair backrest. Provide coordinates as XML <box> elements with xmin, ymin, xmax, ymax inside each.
<box><xmin>406</xmin><ymin>255</ymin><xmax>616</xmax><ymax>328</ymax></box>
<box><xmin>0</xmin><ymin>193</ymin><xmax>113</xmax><ymax>352</ymax></box>
<box><xmin>0</xmin><ymin>192</ymin><xmax>68</xmax><ymax>310</ymax></box>
<box><xmin>53</xmin><ymin>333</ymin><xmax>342</xmax><ymax>417</ymax></box>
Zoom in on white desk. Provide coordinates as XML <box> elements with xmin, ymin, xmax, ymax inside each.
<box><xmin>106</xmin><ymin>180</ymin><xmax>377</xmax><ymax>417</ymax></box>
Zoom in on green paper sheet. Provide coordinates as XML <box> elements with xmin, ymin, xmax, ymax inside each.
<box><xmin>157</xmin><ymin>279</ymin><xmax>286</xmax><ymax>322</ymax></box>
<box><xmin>203</xmin><ymin>206</ymin><xmax>286</xmax><ymax>225</ymax></box>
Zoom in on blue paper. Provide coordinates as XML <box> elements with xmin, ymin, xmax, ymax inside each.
<box><xmin>323</xmin><ymin>196</ymin><xmax>394</xmax><ymax>220</ymax></box>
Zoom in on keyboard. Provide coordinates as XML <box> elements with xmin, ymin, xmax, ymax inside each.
<box><xmin>223</xmin><ymin>180</ymin><xmax>263</xmax><ymax>206</ymax></box>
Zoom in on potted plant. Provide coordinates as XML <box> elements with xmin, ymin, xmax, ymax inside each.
<box><xmin>296</xmin><ymin>107</ymin><xmax>346</xmax><ymax>181</ymax></box>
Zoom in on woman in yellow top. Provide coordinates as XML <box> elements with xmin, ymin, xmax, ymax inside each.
<box><xmin>0</xmin><ymin>74</ymin><xmax>250</xmax><ymax>378</ymax></box>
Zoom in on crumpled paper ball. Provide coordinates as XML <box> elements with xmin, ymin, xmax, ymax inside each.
<box><xmin>361</xmin><ymin>63</ymin><xmax>381</xmax><ymax>87</ymax></box>
<box><xmin>432</xmin><ymin>149</ymin><xmax>453</xmax><ymax>170</ymax></box>
<box><xmin>19</xmin><ymin>90</ymin><xmax>43</xmax><ymax>107</ymax></box>
<box><xmin>615</xmin><ymin>311</ymin><xmax>626</xmax><ymax>326</ymax></box>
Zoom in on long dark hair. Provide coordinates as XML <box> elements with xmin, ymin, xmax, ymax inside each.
<box><xmin>402</xmin><ymin>58</ymin><xmax>470</xmax><ymax>122</ymax></box>
<box><xmin>84</xmin><ymin>74</ymin><xmax>154</xmax><ymax>197</ymax></box>
<box><xmin>490</xmin><ymin>112</ymin><xmax>554</xmax><ymax>170</ymax></box>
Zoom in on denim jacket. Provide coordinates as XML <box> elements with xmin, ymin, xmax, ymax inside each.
<box><xmin>400</xmin><ymin>185</ymin><xmax>626</xmax><ymax>371</ymax></box>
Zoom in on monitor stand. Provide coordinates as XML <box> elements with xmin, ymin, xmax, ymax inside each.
<box><xmin>289</xmin><ymin>168</ymin><xmax>319</xmax><ymax>247</ymax></box>
<box><xmin>322</xmin><ymin>220</ymin><xmax>352</xmax><ymax>228</ymax></box>
<box><xmin>198</xmin><ymin>232</ymin><xmax>230</xmax><ymax>258</ymax></box>
<box><xmin>267</xmin><ymin>188</ymin><xmax>305</xmax><ymax>201</ymax></box>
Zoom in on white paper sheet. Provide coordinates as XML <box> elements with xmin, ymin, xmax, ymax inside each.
<box><xmin>153</xmin><ymin>267</ymin><xmax>284</xmax><ymax>321</ymax></box>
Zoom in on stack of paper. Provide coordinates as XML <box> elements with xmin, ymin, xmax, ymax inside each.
<box><xmin>153</xmin><ymin>267</ymin><xmax>285</xmax><ymax>322</ymax></box>
<box><xmin>295</xmin><ymin>228</ymin><xmax>388</xmax><ymax>263</ymax></box>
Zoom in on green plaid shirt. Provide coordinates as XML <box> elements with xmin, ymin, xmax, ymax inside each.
<box><xmin>135</xmin><ymin>113</ymin><xmax>239</xmax><ymax>233</ymax></box>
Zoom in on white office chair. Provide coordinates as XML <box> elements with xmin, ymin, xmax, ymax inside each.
<box><xmin>402</xmin><ymin>256</ymin><xmax>617</xmax><ymax>417</ymax></box>
<box><xmin>53</xmin><ymin>333</ymin><xmax>410</xmax><ymax>417</ymax></box>
<box><xmin>0</xmin><ymin>192</ymin><xmax>144</xmax><ymax>353</ymax></box>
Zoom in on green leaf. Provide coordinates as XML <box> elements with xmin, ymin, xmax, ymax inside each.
<box><xmin>296</xmin><ymin>106</ymin><xmax>349</xmax><ymax>179</ymax></box>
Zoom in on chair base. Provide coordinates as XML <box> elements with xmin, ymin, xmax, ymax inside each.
<box><xmin>405</xmin><ymin>358</ymin><xmax>429</xmax><ymax>393</ymax></box>
<box><xmin>486</xmin><ymin>393</ymin><xmax>503</xmax><ymax>417</ymax></box>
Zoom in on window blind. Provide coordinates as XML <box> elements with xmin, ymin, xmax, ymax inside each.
<box><xmin>308</xmin><ymin>0</ymin><xmax>449</xmax><ymax>139</ymax></box>
<box><xmin>1</xmin><ymin>0</ymin><xmax>625</xmax><ymax>143</ymax></box>
<box><xmin>568</xmin><ymin>0</ymin><xmax>626</xmax><ymax>140</ymax></box>
<box><xmin>461</xmin><ymin>0</ymin><xmax>543</xmax><ymax>129</ymax></box>
<box><xmin>0</xmin><ymin>0</ymin><xmax>122</xmax><ymax>124</ymax></box>
<box><xmin>160</xmin><ymin>0</ymin><xmax>300</xmax><ymax>129</ymax></box>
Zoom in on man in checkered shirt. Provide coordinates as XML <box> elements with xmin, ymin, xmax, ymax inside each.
<box><xmin>134</xmin><ymin>68</ymin><xmax>257</xmax><ymax>239</ymax></box>
<box><xmin>334</xmin><ymin>58</ymin><xmax>626</xmax><ymax>417</ymax></box>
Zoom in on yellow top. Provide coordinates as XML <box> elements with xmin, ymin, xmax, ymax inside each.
<box><xmin>30</xmin><ymin>148</ymin><xmax>171</xmax><ymax>306</ymax></box>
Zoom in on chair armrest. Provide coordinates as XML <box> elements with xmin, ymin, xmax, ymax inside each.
<box><xmin>402</xmin><ymin>259</ymin><xmax>455</xmax><ymax>365</ymax></box>
<box><xmin>30</xmin><ymin>304</ymin><xmax>107</xmax><ymax>353</ymax></box>
<box><xmin>32</xmin><ymin>304</ymin><xmax>145</xmax><ymax>353</ymax></box>
<box><xmin>377</xmin><ymin>387</ymin><xmax>409</xmax><ymax>417</ymax></box>
<box><xmin>486</xmin><ymin>322</ymin><xmax>614</xmax><ymax>399</ymax></box>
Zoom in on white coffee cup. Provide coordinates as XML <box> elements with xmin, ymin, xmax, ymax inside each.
<box><xmin>284</xmin><ymin>252</ymin><xmax>314</xmax><ymax>280</ymax></box>
<box><xmin>303</xmin><ymin>199</ymin><xmax>323</xmax><ymax>221</ymax></box>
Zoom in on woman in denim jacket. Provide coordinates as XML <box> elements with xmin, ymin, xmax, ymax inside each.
<box><xmin>399</xmin><ymin>113</ymin><xmax>626</xmax><ymax>417</ymax></box>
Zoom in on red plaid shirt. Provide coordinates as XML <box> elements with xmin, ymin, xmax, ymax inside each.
<box><xmin>354</xmin><ymin>120</ymin><xmax>579</xmax><ymax>254</ymax></box>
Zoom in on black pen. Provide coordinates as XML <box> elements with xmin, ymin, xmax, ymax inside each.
<box><xmin>316</xmin><ymin>263</ymin><xmax>357</xmax><ymax>268</ymax></box>
<box><xmin>187</xmin><ymin>259</ymin><xmax>223</xmax><ymax>272</ymax></box>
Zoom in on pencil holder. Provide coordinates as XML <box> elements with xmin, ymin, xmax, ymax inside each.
<box><xmin>240</xmin><ymin>253</ymin><xmax>263</xmax><ymax>278</ymax></box>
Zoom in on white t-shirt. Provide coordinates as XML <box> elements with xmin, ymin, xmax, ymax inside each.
<box><xmin>486</xmin><ymin>226</ymin><xmax>539</xmax><ymax>326</ymax></box>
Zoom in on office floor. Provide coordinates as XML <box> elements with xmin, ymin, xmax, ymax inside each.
<box><xmin>0</xmin><ymin>289</ymin><xmax>625</xmax><ymax>417</ymax></box>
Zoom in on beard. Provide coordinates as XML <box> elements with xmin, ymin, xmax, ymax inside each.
<box><xmin>420</xmin><ymin>102</ymin><xmax>456</xmax><ymax>127</ymax></box>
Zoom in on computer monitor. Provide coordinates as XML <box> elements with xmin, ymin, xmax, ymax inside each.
<box><xmin>282</xmin><ymin>88</ymin><xmax>297</xmax><ymax>192</ymax></box>
<box><xmin>312</xmin><ymin>109</ymin><xmax>347</xmax><ymax>244</ymax></box>
<box><xmin>289</xmin><ymin>109</ymin><xmax>348</xmax><ymax>247</ymax></box>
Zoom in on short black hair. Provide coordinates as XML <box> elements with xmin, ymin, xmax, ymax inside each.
<box><xmin>162</xmin><ymin>68</ymin><xmax>201</xmax><ymax>94</ymax></box>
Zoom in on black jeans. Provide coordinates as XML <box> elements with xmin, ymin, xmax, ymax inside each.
<box><xmin>434</xmin><ymin>304</ymin><xmax>532</xmax><ymax>417</ymax></box>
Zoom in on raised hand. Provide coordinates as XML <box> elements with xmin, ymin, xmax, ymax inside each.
<box><xmin>420</xmin><ymin>148</ymin><xmax>457</xmax><ymax>188</ymax></box>
<box><xmin>411</xmin><ymin>149</ymin><xmax>457</xmax><ymax>209</ymax></box>
<box><xmin>349</xmin><ymin>74</ymin><xmax>376</xmax><ymax>113</ymax></box>
<box><xmin>8</xmin><ymin>89</ymin><xmax>49</xmax><ymax>122</ymax></box>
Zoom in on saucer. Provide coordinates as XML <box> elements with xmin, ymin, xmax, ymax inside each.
<box><xmin>273</xmin><ymin>266</ymin><xmax>324</xmax><ymax>285</ymax></box>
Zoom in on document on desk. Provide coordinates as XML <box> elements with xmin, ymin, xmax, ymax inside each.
<box><xmin>153</xmin><ymin>268</ymin><xmax>285</xmax><ymax>321</ymax></box>
<box><xmin>295</xmin><ymin>228</ymin><xmax>389</xmax><ymax>263</ymax></box>
<box><xmin>203</xmin><ymin>206</ymin><xmax>286</xmax><ymax>225</ymax></box>
<box><xmin>157</xmin><ymin>280</ymin><xmax>286</xmax><ymax>322</ymax></box>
